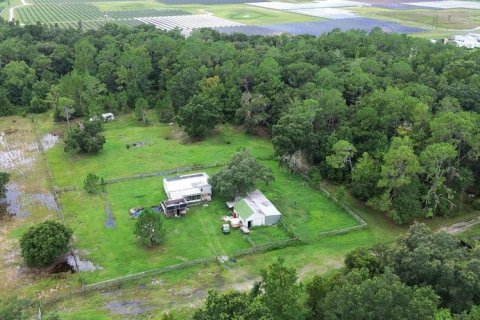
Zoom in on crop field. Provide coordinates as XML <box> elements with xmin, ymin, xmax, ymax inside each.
<box><xmin>44</xmin><ymin>114</ymin><xmax>358</xmax><ymax>283</ymax></box>
<box><xmin>17</xmin><ymin>3</ymin><xmax>104</xmax><ymax>24</ymax></box>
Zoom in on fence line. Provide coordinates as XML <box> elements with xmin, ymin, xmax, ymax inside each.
<box><xmin>30</xmin><ymin>116</ymin><xmax>86</xmax><ymax>292</ymax></box>
<box><xmin>83</xmin><ymin>256</ymin><xmax>217</xmax><ymax>292</ymax></box>
<box><xmin>317</xmin><ymin>224</ymin><xmax>368</xmax><ymax>238</ymax></box>
<box><xmin>55</xmin><ymin>163</ymin><xmax>226</xmax><ymax>193</ymax></box>
<box><xmin>233</xmin><ymin>237</ymin><xmax>300</xmax><ymax>258</ymax></box>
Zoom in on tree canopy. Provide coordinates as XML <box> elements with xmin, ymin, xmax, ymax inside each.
<box><xmin>20</xmin><ymin>220</ymin><xmax>73</xmax><ymax>267</ymax></box>
<box><xmin>209</xmin><ymin>149</ymin><xmax>274</xmax><ymax>199</ymax></box>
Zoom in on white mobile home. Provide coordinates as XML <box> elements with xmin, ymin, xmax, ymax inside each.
<box><xmin>163</xmin><ymin>172</ymin><xmax>212</xmax><ymax>204</ymax></box>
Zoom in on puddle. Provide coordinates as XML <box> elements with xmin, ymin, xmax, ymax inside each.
<box><xmin>32</xmin><ymin>193</ymin><xmax>60</xmax><ymax>212</ymax></box>
<box><xmin>2</xmin><ymin>182</ymin><xmax>60</xmax><ymax>217</ymax></box>
<box><xmin>66</xmin><ymin>252</ymin><xmax>101</xmax><ymax>272</ymax></box>
<box><xmin>105</xmin><ymin>300</ymin><xmax>149</xmax><ymax>315</ymax></box>
<box><xmin>105</xmin><ymin>201</ymin><xmax>115</xmax><ymax>228</ymax></box>
<box><xmin>3</xmin><ymin>183</ymin><xmax>30</xmax><ymax>218</ymax></box>
<box><xmin>0</xmin><ymin>130</ymin><xmax>60</xmax><ymax>217</ymax></box>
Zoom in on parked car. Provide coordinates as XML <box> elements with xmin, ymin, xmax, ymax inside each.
<box><xmin>222</xmin><ymin>224</ymin><xmax>230</xmax><ymax>234</ymax></box>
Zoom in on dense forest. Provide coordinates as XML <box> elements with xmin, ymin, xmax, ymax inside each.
<box><xmin>0</xmin><ymin>19</ymin><xmax>479</xmax><ymax>224</ymax></box>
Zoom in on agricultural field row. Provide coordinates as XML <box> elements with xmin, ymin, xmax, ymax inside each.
<box><xmin>104</xmin><ymin>8</ymin><xmax>191</xmax><ymax>19</ymax></box>
<box><xmin>17</xmin><ymin>3</ymin><xmax>104</xmax><ymax>24</ymax></box>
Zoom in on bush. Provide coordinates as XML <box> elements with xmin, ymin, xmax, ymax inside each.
<box><xmin>472</xmin><ymin>198</ymin><xmax>480</xmax><ymax>210</ymax></box>
<box><xmin>0</xmin><ymin>296</ymin><xmax>31</xmax><ymax>320</ymax></box>
<box><xmin>64</xmin><ymin>121</ymin><xmax>106</xmax><ymax>154</ymax></box>
<box><xmin>84</xmin><ymin>173</ymin><xmax>102</xmax><ymax>194</ymax></box>
<box><xmin>20</xmin><ymin>220</ymin><xmax>73</xmax><ymax>267</ymax></box>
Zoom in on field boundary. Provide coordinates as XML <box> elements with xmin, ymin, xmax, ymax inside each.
<box><xmin>55</xmin><ymin>163</ymin><xmax>226</xmax><ymax>193</ymax></box>
<box><xmin>30</xmin><ymin>116</ymin><xmax>86</xmax><ymax>289</ymax></box>
<box><xmin>296</xmin><ymin>172</ymin><xmax>368</xmax><ymax>238</ymax></box>
<box><xmin>233</xmin><ymin>237</ymin><xmax>301</xmax><ymax>258</ymax></box>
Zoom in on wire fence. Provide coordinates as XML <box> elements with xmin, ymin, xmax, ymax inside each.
<box><xmin>233</xmin><ymin>237</ymin><xmax>300</xmax><ymax>258</ymax></box>
<box><xmin>30</xmin><ymin>116</ymin><xmax>86</xmax><ymax>292</ymax></box>
<box><xmin>82</xmin><ymin>256</ymin><xmax>217</xmax><ymax>293</ymax></box>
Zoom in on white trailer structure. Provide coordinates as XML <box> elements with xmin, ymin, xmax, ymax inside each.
<box><xmin>163</xmin><ymin>172</ymin><xmax>212</xmax><ymax>204</ymax></box>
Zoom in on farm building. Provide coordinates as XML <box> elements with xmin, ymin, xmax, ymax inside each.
<box><xmin>163</xmin><ymin>172</ymin><xmax>212</xmax><ymax>204</ymax></box>
<box><xmin>232</xmin><ymin>190</ymin><xmax>281</xmax><ymax>228</ymax></box>
<box><xmin>161</xmin><ymin>198</ymin><xmax>188</xmax><ymax>217</ymax></box>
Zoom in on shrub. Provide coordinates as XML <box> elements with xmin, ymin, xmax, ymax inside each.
<box><xmin>64</xmin><ymin>121</ymin><xmax>106</xmax><ymax>154</ymax></box>
<box><xmin>20</xmin><ymin>220</ymin><xmax>73</xmax><ymax>267</ymax></box>
<box><xmin>84</xmin><ymin>173</ymin><xmax>102</xmax><ymax>194</ymax></box>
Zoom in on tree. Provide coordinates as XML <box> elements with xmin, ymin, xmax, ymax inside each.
<box><xmin>420</xmin><ymin>143</ymin><xmax>458</xmax><ymax>216</ymax></box>
<box><xmin>117</xmin><ymin>45</ymin><xmax>152</xmax><ymax>103</ymax></box>
<box><xmin>344</xmin><ymin>247</ymin><xmax>384</xmax><ymax>275</ymax></box>
<box><xmin>373</xmin><ymin>136</ymin><xmax>422</xmax><ymax>222</ymax></box>
<box><xmin>84</xmin><ymin>173</ymin><xmax>101</xmax><ymax>194</ymax></box>
<box><xmin>351</xmin><ymin>152</ymin><xmax>380</xmax><ymax>201</ymax></box>
<box><xmin>323</xmin><ymin>269</ymin><xmax>439</xmax><ymax>320</ymax></box>
<box><xmin>0</xmin><ymin>172</ymin><xmax>10</xmax><ymax>198</ymax></box>
<box><xmin>209</xmin><ymin>149</ymin><xmax>274</xmax><ymax>199</ymax></box>
<box><xmin>235</xmin><ymin>92</ymin><xmax>270</xmax><ymax>134</ymax></box>
<box><xmin>193</xmin><ymin>290</ymin><xmax>271</xmax><ymax>320</ymax></box>
<box><xmin>385</xmin><ymin>223</ymin><xmax>480</xmax><ymax>313</ymax></box>
<box><xmin>135</xmin><ymin>97</ymin><xmax>148</xmax><ymax>124</ymax></box>
<box><xmin>260</xmin><ymin>258</ymin><xmax>304</xmax><ymax>320</ymax></box>
<box><xmin>272</xmin><ymin>101</ymin><xmax>316</xmax><ymax>158</ymax></box>
<box><xmin>73</xmin><ymin>38</ymin><xmax>96</xmax><ymax>75</ymax></box>
<box><xmin>64</xmin><ymin>121</ymin><xmax>106</xmax><ymax>154</ymax></box>
<box><xmin>20</xmin><ymin>220</ymin><xmax>73</xmax><ymax>267</ymax></box>
<box><xmin>134</xmin><ymin>208</ymin><xmax>165</xmax><ymax>247</ymax></box>
<box><xmin>177</xmin><ymin>77</ymin><xmax>224</xmax><ymax>138</ymax></box>
<box><xmin>1</xmin><ymin>60</ymin><xmax>36</xmax><ymax>106</ymax></box>
<box><xmin>326</xmin><ymin>140</ymin><xmax>356</xmax><ymax>172</ymax></box>
<box><xmin>55</xmin><ymin>71</ymin><xmax>105</xmax><ymax>119</ymax></box>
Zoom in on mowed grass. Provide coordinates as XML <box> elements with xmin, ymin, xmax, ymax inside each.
<box><xmin>50</xmin><ymin>115</ymin><xmax>358</xmax><ymax>283</ymax></box>
<box><xmin>62</xmin><ymin>181</ymin><xmax>251</xmax><ymax>284</ymax></box>
<box><xmin>263</xmin><ymin>162</ymin><xmax>358</xmax><ymax>241</ymax></box>
<box><xmin>61</xmin><ymin>161</ymin><xmax>355</xmax><ymax>283</ymax></box>
<box><xmin>46</xmin><ymin>115</ymin><xmax>273</xmax><ymax>188</ymax></box>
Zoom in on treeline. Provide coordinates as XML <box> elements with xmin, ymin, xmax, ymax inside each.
<box><xmin>188</xmin><ymin>224</ymin><xmax>480</xmax><ymax>320</ymax></box>
<box><xmin>0</xmin><ymin>19</ymin><xmax>479</xmax><ymax>223</ymax></box>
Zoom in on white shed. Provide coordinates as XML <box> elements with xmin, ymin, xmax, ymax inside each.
<box><xmin>233</xmin><ymin>190</ymin><xmax>281</xmax><ymax>228</ymax></box>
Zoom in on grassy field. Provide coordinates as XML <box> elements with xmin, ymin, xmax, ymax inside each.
<box><xmin>48</xmin><ymin>114</ymin><xmax>357</xmax><ymax>283</ymax></box>
<box><xmin>352</xmin><ymin>7</ymin><xmax>480</xmax><ymax>33</ymax></box>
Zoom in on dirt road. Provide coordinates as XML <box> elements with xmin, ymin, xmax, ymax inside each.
<box><xmin>9</xmin><ymin>0</ymin><xmax>31</xmax><ymax>22</ymax></box>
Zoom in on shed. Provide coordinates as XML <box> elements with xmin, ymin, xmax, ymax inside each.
<box><xmin>163</xmin><ymin>172</ymin><xmax>212</xmax><ymax>204</ymax></box>
<box><xmin>233</xmin><ymin>190</ymin><xmax>281</xmax><ymax>228</ymax></box>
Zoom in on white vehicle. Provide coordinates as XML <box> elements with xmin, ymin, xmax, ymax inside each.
<box><xmin>101</xmin><ymin>113</ymin><xmax>115</xmax><ymax>121</ymax></box>
<box><xmin>89</xmin><ymin>113</ymin><xmax>115</xmax><ymax>122</ymax></box>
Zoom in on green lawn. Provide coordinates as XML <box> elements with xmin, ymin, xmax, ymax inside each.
<box><xmin>61</xmin><ymin>162</ymin><xmax>356</xmax><ymax>283</ymax></box>
<box><xmin>47</xmin><ymin>114</ymin><xmax>359</xmax><ymax>283</ymax></box>
<box><xmin>46</xmin><ymin>114</ymin><xmax>273</xmax><ymax>188</ymax></box>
